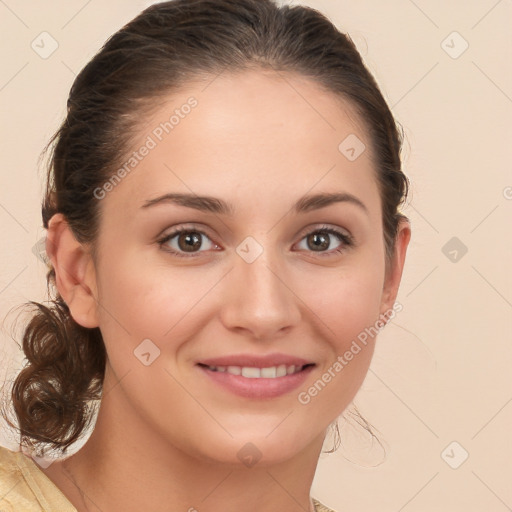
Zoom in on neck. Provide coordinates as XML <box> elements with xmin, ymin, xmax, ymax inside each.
<box><xmin>42</xmin><ymin>372</ymin><xmax>325</xmax><ymax>512</ymax></box>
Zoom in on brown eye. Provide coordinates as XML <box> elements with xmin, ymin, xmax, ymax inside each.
<box><xmin>295</xmin><ymin>226</ymin><xmax>352</xmax><ymax>256</ymax></box>
<box><xmin>177</xmin><ymin>232</ymin><xmax>202</xmax><ymax>252</ymax></box>
<box><xmin>306</xmin><ymin>232</ymin><xmax>331</xmax><ymax>251</ymax></box>
<box><xmin>159</xmin><ymin>228</ymin><xmax>218</xmax><ymax>257</ymax></box>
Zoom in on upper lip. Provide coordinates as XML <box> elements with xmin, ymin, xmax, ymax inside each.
<box><xmin>197</xmin><ymin>353</ymin><xmax>314</xmax><ymax>368</ymax></box>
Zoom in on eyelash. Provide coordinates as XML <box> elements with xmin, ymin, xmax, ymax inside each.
<box><xmin>157</xmin><ymin>224</ymin><xmax>353</xmax><ymax>259</ymax></box>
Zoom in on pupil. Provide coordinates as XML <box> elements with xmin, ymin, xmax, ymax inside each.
<box><xmin>179</xmin><ymin>232</ymin><xmax>201</xmax><ymax>252</ymax></box>
<box><xmin>309</xmin><ymin>232</ymin><xmax>329</xmax><ymax>251</ymax></box>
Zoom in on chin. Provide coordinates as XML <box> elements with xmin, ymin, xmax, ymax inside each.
<box><xmin>184</xmin><ymin>424</ymin><xmax>321</xmax><ymax>469</ymax></box>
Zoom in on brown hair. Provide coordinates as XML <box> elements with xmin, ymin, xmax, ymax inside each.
<box><xmin>2</xmin><ymin>0</ymin><xmax>408</xmax><ymax>456</ymax></box>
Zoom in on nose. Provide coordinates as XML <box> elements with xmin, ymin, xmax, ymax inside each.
<box><xmin>219</xmin><ymin>248</ymin><xmax>302</xmax><ymax>341</ymax></box>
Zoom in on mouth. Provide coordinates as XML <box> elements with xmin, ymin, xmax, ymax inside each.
<box><xmin>196</xmin><ymin>354</ymin><xmax>316</xmax><ymax>399</ymax></box>
<box><xmin>197</xmin><ymin>363</ymin><xmax>314</xmax><ymax>379</ymax></box>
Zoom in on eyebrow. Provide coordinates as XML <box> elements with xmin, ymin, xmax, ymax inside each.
<box><xmin>141</xmin><ymin>191</ymin><xmax>368</xmax><ymax>215</ymax></box>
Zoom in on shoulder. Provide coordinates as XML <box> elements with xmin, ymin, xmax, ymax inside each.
<box><xmin>0</xmin><ymin>444</ymin><xmax>35</xmax><ymax>512</ymax></box>
<box><xmin>313</xmin><ymin>497</ymin><xmax>339</xmax><ymax>512</ymax></box>
<box><xmin>0</xmin><ymin>444</ymin><xmax>77</xmax><ymax>512</ymax></box>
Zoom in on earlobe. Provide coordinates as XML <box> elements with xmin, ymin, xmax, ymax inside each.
<box><xmin>380</xmin><ymin>219</ymin><xmax>411</xmax><ymax>316</ymax></box>
<box><xmin>46</xmin><ymin>213</ymin><xmax>100</xmax><ymax>328</ymax></box>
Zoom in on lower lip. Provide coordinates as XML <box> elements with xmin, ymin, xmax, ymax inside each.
<box><xmin>198</xmin><ymin>365</ymin><xmax>315</xmax><ymax>399</ymax></box>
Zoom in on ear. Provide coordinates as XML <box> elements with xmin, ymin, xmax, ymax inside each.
<box><xmin>379</xmin><ymin>218</ymin><xmax>411</xmax><ymax>316</ymax></box>
<box><xmin>45</xmin><ymin>213</ymin><xmax>99</xmax><ymax>328</ymax></box>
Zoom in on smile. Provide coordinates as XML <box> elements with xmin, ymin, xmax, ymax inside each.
<box><xmin>201</xmin><ymin>364</ymin><xmax>309</xmax><ymax>379</ymax></box>
<box><xmin>196</xmin><ymin>355</ymin><xmax>315</xmax><ymax>399</ymax></box>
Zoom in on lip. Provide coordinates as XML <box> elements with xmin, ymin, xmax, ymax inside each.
<box><xmin>196</xmin><ymin>353</ymin><xmax>315</xmax><ymax>399</ymax></box>
<box><xmin>198</xmin><ymin>353</ymin><xmax>312</xmax><ymax>368</ymax></box>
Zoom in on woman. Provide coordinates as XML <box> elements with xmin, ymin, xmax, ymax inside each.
<box><xmin>0</xmin><ymin>0</ymin><xmax>410</xmax><ymax>510</ymax></box>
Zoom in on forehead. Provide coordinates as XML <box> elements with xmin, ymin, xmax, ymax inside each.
<box><xmin>100</xmin><ymin>69</ymin><xmax>380</xmax><ymax>219</ymax></box>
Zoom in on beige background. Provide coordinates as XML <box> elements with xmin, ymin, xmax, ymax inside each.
<box><xmin>1</xmin><ymin>1</ymin><xmax>511</xmax><ymax>511</ymax></box>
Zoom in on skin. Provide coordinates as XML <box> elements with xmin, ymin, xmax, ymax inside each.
<box><xmin>41</xmin><ymin>69</ymin><xmax>410</xmax><ymax>512</ymax></box>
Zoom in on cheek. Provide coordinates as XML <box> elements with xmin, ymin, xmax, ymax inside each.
<box><xmin>93</xmin><ymin>250</ymin><xmax>221</xmax><ymax>361</ymax></box>
<box><xmin>292</xmin><ymin>261</ymin><xmax>385</xmax><ymax>418</ymax></box>
<box><xmin>300</xmin><ymin>257</ymin><xmax>386</xmax><ymax>349</ymax></box>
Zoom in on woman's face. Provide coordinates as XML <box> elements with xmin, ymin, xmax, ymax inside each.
<box><xmin>84</xmin><ymin>69</ymin><xmax>408</xmax><ymax>465</ymax></box>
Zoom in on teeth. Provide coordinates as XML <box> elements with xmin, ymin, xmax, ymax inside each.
<box><xmin>242</xmin><ymin>367</ymin><xmax>261</xmax><ymax>378</ymax></box>
<box><xmin>260</xmin><ymin>367</ymin><xmax>277</xmax><ymax>378</ymax></box>
<box><xmin>209</xmin><ymin>364</ymin><xmax>304</xmax><ymax>378</ymax></box>
<box><xmin>227</xmin><ymin>366</ymin><xmax>241</xmax><ymax>375</ymax></box>
<box><xmin>276</xmin><ymin>364</ymin><xmax>287</xmax><ymax>377</ymax></box>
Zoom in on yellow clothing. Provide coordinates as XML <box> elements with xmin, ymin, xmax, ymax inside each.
<box><xmin>0</xmin><ymin>445</ymin><xmax>336</xmax><ymax>512</ymax></box>
<box><xmin>0</xmin><ymin>445</ymin><xmax>76</xmax><ymax>511</ymax></box>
